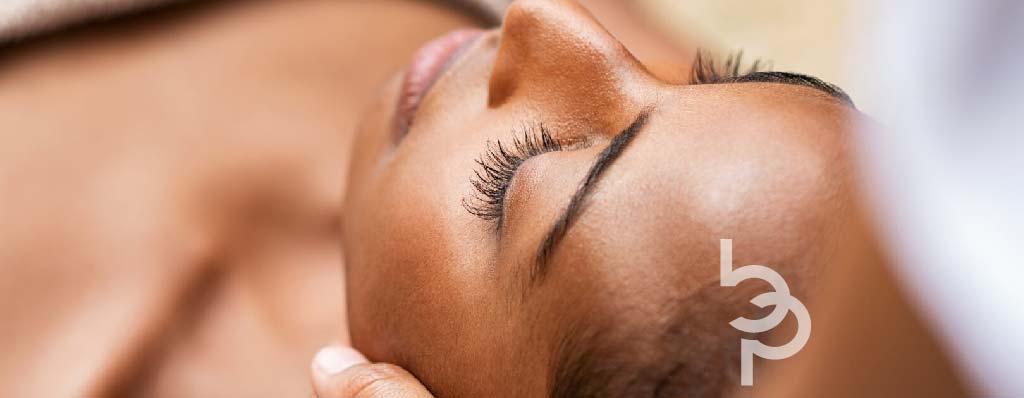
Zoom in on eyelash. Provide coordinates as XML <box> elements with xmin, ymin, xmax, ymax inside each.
<box><xmin>461</xmin><ymin>51</ymin><xmax>766</xmax><ymax>226</ymax></box>
<box><xmin>689</xmin><ymin>49</ymin><xmax>769</xmax><ymax>84</ymax></box>
<box><xmin>463</xmin><ymin>126</ymin><xmax>563</xmax><ymax>226</ymax></box>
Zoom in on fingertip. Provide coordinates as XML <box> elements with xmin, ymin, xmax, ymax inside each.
<box><xmin>313</xmin><ymin>345</ymin><xmax>368</xmax><ymax>377</ymax></box>
<box><xmin>311</xmin><ymin>348</ymin><xmax>435</xmax><ymax>398</ymax></box>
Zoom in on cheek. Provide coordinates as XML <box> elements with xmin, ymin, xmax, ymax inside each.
<box><xmin>344</xmin><ymin>219</ymin><xmax>422</xmax><ymax>363</ymax></box>
<box><xmin>346</xmin><ymin>246</ymin><xmax>432</xmax><ymax>364</ymax></box>
<box><xmin>343</xmin><ymin>173</ymin><xmax>462</xmax><ymax>364</ymax></box>
<box><xmin>344</xmin><ymin>105</ymin><xmax>539</xmax><ymax>392</ymax></box>
<box><xmin>345</xmin><ymin>74</ymin><xmax>405</xmax><ymax>192</ymax></box>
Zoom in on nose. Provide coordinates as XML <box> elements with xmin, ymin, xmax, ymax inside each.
<box><xmin>488</xmin><ymin>0</ymin><xmax>653</xmax><ymax>133</ymax></box>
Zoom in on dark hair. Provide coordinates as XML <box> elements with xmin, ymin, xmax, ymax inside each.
<box><xmin>549</xmin><ymin>280</ymin><xmax>774</xmax><ymax>398</ymax></box>
<box><xmin>690</xmin><ymin>50</ymin><xmax>856</xmax><ymax>108</ymax></box>
<box><xmin>545</xmin><ymin>51</ymin><xmax>842</xmax><ymax>398</ymax></box>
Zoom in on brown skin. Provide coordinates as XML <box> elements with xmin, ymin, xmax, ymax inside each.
<box><xmin>0</xmin><ymin>0</ymin><xmax>689</xmax><ymax>396</ymax></box>
<box><xmin>343</xmin><ymin>0</ymin><xmax>855</xmax><ymax>396</ymax></box>
<box><xmin>750</xmin><ymin>188</ymin><xmax>971</xmax><ymax>397</ymax></box>
<box><xmin>6</xmin><ymin>0</ymin><xmax>959</xmax><ymax>397</ymax></box>
<box><xmin>0</xmin><ymin>0</ymin><xmax>474</xmax><ymax>396</ymax></box>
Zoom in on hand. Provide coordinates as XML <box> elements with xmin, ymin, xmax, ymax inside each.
<box><xmin>311</xmin><ymin>345</ymin><xmax>436</xmax><ymax>398</ymax></box>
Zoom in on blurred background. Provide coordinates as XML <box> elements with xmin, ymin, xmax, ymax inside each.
<box><xmin>639</xmin><ymin>0</ymin><xmax>866</xmax><ymax>112</ymax></box>
<box><xmin>2</xmin><ymin>0</ymin><xmax>1019</xmax><ymax>396</ymax></box>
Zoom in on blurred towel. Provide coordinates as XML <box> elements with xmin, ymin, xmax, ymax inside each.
<box><xmin>0</xmin><ymin>0</ymin><xmax>509</xmax><ymax>43</ymax></box>
<box><xmin>857</xmin><ymin>0</ymin><xmax>1024</xmax><ymax>394</ymax></box>
<box><xmin>0</xmin><ymin>0</ymin><xmax>180</xmax><ymax>42</ymax></box>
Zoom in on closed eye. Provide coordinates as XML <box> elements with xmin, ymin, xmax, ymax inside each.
<box><xmin>462</xmin><ymin>125</ymin><xmax>564</xmax><ymax>231</ymax></box>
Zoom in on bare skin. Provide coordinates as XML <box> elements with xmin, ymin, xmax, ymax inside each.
<box><xmin>3</xmin><ymin>0</ymin><xmax>965</xmax><ymax>397</ymax></box>
<box><xmin>341</xmin><ymin>0</ymin><xmax>858</xmax><ymax>396</ymax></box>
<box><xmin>0</xmin><ymin>0</ymin><xmax>687</xmax><ymax>396</ymax></box>
<box><xmin>317</xmin><ymin>2</ymin><xmax>969</xmax><ymax>397</ymax></box>
<box><xmin>314</xmin><ymin>171</ymin><xmax>973</xmax><ymax>398</ymax></box>
<box><xmin>0</xmin><ymin>1</ymin><xmax>473</xmax><ymax>396</ymax></box>
<box><xmin>752</xmin><ymin>200</ymin><xmax>970</xmax><ymax>398</ymax></box>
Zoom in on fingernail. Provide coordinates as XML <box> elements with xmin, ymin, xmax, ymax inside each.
<box><xmin>313</xmin><ymin>345</ymin><xmax>367</xmax><ymax>375</ymax></box>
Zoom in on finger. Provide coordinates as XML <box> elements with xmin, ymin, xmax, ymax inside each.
<box><xmin>311</xmin><ymin>345</ymin><xmax>436</xmax><ymax>398</ymax></box>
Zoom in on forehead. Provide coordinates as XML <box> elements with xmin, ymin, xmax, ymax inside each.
<box><xmin>540</xmin><ymin>82</ymin><xmax>853</xmax><ymax>301</ymax></box>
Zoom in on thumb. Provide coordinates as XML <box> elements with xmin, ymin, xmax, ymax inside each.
<box><xmin>311</xmin><ymin>345</ymin><xmax>436</xmax><ymax>398</ymax></box>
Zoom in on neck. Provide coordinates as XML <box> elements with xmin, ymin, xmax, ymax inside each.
<box><xmin>0</xmin><ymin>1</ymin><xmax>482</xmax><ymax>396</ymax></box>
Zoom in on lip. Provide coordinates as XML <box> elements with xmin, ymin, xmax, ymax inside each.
<box><xmin>395</xmin><ymin>28</ymin><xmax>484</xmax><ymax>136</ymax></box>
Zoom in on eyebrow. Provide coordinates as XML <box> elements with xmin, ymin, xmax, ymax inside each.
<box><xmin>530</xmin><ymin>112</ymin><xmax>650</xmax><ymax>285</ymax></box>
<box><xmin>688</xmin><ymin>51</ymin><xmax>855</xmax><ymax>107</ymax></box>
<box><xmin>727</xmin><ymin>71</ymin><xmax>856</xmax><ymax>107</ymax></box>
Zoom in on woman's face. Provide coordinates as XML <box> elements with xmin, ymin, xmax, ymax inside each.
<box><xmin>343</xmin><ymin>0</ymin><xmax>854</xmax><ymax>396</ymax></box>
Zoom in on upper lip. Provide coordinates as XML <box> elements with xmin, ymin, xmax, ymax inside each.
<box><xmin>395</xmin><ymin>30</ymin><xmax>486</xmax><ymax>137</ymax></box>
<box><xmin>424</xmin><ymin>36</ymin><xmax>481</xmax><ymax>98</ymax></box>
